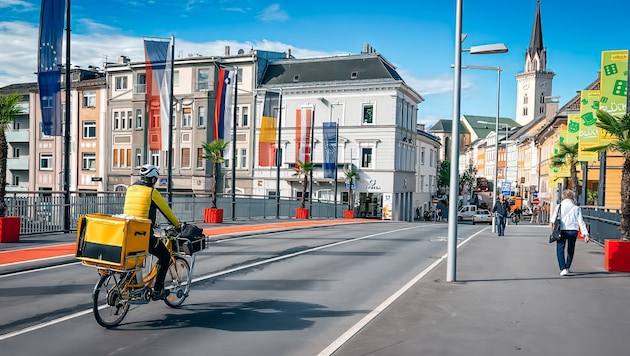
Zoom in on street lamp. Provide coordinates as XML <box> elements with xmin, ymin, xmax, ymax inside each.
<box><xmin>447</xmin><ymin>0</ymin><xmax>508</xmax><ymax>282</ymax></box>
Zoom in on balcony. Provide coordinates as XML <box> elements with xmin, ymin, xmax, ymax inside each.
<box><xmin>7</xmin><ymin>157</ymin><xmax>29</xmax><ymax>170</ymax></box>
<box><xmin>5</xmin><ymin>129</ymin><xmax>29</xmax><ymax>143</ymax></box>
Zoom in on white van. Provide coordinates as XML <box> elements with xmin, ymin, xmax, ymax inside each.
<box><xmin>457</xmin><ymin>205</ymin><xmax>477</xmax><ymax>221</ymax></box>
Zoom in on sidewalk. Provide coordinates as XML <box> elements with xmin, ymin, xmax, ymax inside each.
<box><xmin>0</xmin><ymin>218</ymin><xmax>373</xmax><ymax>272</ymax></box>
<box><xmin>335</xmin><ymin>221</ymin><xmax>630</xmax><ymax>356</ymax></box>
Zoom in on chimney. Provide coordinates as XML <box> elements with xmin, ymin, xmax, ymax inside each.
<box><xmin>287</xmin><ymin>48</ymin><xmax>292</xmax><ymax>58</ymax></box>
<box><xmin>224</xmin><ymin>46</ymin><xmax>230</xmax><ymax>56</ymax></box>
<box><xmin>118</xmin><ymin>55</ymin><xmax>130</xmax><ymax>64</ymax></box>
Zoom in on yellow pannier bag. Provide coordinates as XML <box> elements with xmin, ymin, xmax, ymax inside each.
<box><xmin>75</xmin><ymin>214</ymin><xmax>151</xmax><ymax>270</ymax></box>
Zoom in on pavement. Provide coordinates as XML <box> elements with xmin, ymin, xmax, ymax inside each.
<box><xmin>2</xmin><ymin>218</ymin><xmax>629</xmax><ymax>355</ymax></box>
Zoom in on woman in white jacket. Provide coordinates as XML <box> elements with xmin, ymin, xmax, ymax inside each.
<box><xmin>550</xmin><ymin>189</ymin><xmax>591</xmax><ymax>276</ymax></box>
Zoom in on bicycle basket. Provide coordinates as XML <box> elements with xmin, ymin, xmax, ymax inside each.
<box><xmin>177</xmin><ymin>235</ymin><xmax>207</xmax><ymax>255</ymax></box>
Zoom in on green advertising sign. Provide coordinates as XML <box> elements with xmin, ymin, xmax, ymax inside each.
<box><xmin>566</xmin><ymin>113</ymin><xmax>580</xmax><ymax>145</ymax></box>
<box><xmin>578</xmin><ymin>90</ymin><xmax>600</xmax><ymax>161</ymax></box>
<box><xmin>600</xmin><ymin>50</ymin><xmax>628</xmax><ymax>144</ymax></box>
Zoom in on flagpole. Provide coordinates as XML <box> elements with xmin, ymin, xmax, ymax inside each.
<box><xmin>276</xmin><ymin>90</ymin><xmax>283</xmax><ymax>219</ymax></box>
<box><xmin>231</xmin><ymin>67</ymin><xmax>238</xmax><ymax>221</ymax></box>
<box><xmin>333</xmin><ymin>118</ymin><xmax>339</xmax><ymax>218</ymax></box>
<box><xmin>308</xmin><ymin>108</ymin><xmax>315</xmax><ymax>217</ymax></box>
<box><xmin>62</xmin><ymin>0</ymin><xmax>71</xmax><ymax>233</ymax></box>
<box><xmin>167</xmin><ymin>34</ymin><xmax>175</xmax><ymax>206</ymax></box>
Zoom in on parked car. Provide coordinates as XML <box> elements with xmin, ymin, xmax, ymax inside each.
<box><xmin>472</xmin><ymin>209</ymin><xmax>492</xmax><ymax>225</ymax></box>
<box><xmin>457</xmin><ymin>205</ymin><xmax>478</xmax><ymax>221</ymax></box>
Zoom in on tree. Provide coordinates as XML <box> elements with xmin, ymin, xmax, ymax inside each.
<box><xmin>293</xmin><ymin>160</ymin><xmax>314</xmax><ymax>209</ymax></box>
<box><xmin>437</xmin><ymin>160</ymin><xmax>450</xmax><ymax>194</ymax></box>
<box><xmin>0</xmin><ymin>94</ymin><xmax>23</xmax><ymax>217</ymax></box>
<box><xmin>459</xmin><ymin>159</ymin><xmax>478</xmax><ymax>196</ymax></box>
<box><xmin>201</xmin><ymin>139</ymin><xmax>230</xmax><ymax>208</ymax></box>
<box><xmin>550</xmin><ymin>141</ymin><xmax>579</xmax><ymax>197</ymax></box>
<box><xmin>585</xmin><ymin>110</ymin><xmax>630</xmax><ymax>240</ymax></box>
<box><xmin>343</xmin><ymin>166</ymin><xmax>360</xmax><ymax>210</ymax></box>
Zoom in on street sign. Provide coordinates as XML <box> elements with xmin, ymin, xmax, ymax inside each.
<box><xmin>533</xmin><ymin>190</ymin><xmax>538</xmax><ymax>198</ymax></box>
<box><xmin>533</xmin><ymin>197</ymin><xmax>540</xmax><ymax>205</ymax></box>
<box><xmin>501</xmin><ymin>182</ymin><xmax>511</xmax><ymax>197</ymax></box>
<box><xmin>432</xmin><ymin>197</ymin><xmax>439</xmax><ymax>204</ymax></box>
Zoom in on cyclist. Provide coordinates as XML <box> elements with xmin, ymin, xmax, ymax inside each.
<box><xmin>123</xmin><ymin>164</ymin><xmax>181</xmax><ymax>300</ymax></box>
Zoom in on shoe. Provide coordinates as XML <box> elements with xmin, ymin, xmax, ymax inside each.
<box><xmin>560</xmin><ymin>269</ymin><xmax>569</xmax><ymax>276</ymax></box>
<box><xmin>151</xmin><ymin>289</ymin><xmax>170</xmax><ymax>300</ymax></box>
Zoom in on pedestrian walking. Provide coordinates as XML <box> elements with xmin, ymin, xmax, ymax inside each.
<box><xmin>550</xmin><ymin>189</ymin><xmax>590</xmax><ymax>276</ymax></box>
<box><xmin>492</xmin><ymin>194</ymin><xmax>510</xmax><ymax>236</ymax></box>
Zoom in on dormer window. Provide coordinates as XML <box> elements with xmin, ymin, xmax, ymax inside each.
<box><xmin>293</xmin><ymin>75</ymin><xmax>299</xmax><ymax>83</ymax></box>
<box><xmin>351</xmin><ymin>71</ymin><xmax>358</xmax><ymax>79</ymax></box>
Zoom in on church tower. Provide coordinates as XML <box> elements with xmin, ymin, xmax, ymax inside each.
<box><xmin>515</xmin><ymin>0</ymin><xmax>555</xmax><ymax>125</ymax></box>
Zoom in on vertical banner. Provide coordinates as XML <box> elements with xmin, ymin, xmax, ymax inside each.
<box><xmin>322</xmin><ymin>122</ymin><xmax>337</xmax><ymax>178</ymax></box>
<box><xmin>578</xmin><ymin>90</ymin><xmax>600</xmax><ymax>162</ymax></box>
<box><xmin>556</xmin><ymin>131</ymin><xmax>570</xmax><ymax>178</ymax></box>
<box><xmin>213</xmin><ymin>68</ymin><xmax>235</xmax><ymax>160</ymax></box>
<box><xmin>144</xmin><ymin>37</ymin><xmax>173</xmax><ymax>151</ymax></box>
<box><xmin>37</xmin><ymin>0</ymin><xmax>65</xmax><ymax>136</ymax></box>
<box><xmin>259</xmin><ymin>91</ymin><xmax>279</xmax><ymax>167</ymax></box>
<box><xmin>295</xmin><ymin>107</ymin><xmax>312</xmax><ymax>164</ymax></box>
<box><xmin>566</xmin><ymin>113</ymin><xmax>580</xmax><ymax>145</ymax></box>
<box><xmin>600</xmin><ymin>50</ymin><xmax>629</xmax><ymax>145</ymax></box>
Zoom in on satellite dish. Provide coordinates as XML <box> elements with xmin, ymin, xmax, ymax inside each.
<box><xmin>238</xmin><ymin>49</ymin><xmax>245</xmax><ymax>55</ymax></box>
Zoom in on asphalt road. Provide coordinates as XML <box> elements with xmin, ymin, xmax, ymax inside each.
<box><xmin>0</xmin><ymin>221</ymin><xmax>480</xmax><ymax>356</ymax></box>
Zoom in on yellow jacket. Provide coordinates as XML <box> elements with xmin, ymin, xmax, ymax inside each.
<box><xmin>123</xmin><ymin>182</ymin><xmax>180</xmax><ymax>227</ymax></box>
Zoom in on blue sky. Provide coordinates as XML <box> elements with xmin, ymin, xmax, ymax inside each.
<box><xmin>0</xmin><ymin>0</ymin><xmax>628</xmax><ymax>128</ymax></box>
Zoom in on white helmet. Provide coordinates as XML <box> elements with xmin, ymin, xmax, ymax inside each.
<box><xmin>139</xmin><ymin>164</ymin><xmax>160</xmax><ymax>179</ymax></box>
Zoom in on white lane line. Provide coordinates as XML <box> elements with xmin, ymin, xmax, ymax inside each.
<box><xmin>317</xmin><ymin>228</ymin><xmax>487</xmax><ymax>356</ymax></box>
<box><xmin>0</xmin><ymin>225</ymin><xmax>420</xmax><ymax>340</ymax></box>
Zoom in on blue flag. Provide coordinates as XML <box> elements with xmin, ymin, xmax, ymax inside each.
<box><xmin>323</xmin><ymin>122</ymin><xmax>337</xmax><ymax>179</ymax></box>
<box><xmin>37</xmin><ymin>0</ymin><xmax>65</xmax><ymax>136</ymax></box>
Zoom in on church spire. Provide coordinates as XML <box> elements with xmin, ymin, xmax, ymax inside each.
<box><xmin>524</xmin><ymin>0</ymin><xmax>546</xmax><ymax>73</ymax></box>
<box><xmin>527</xmin><ymin>0</ymin><xmax>544</xmax><ymax>58</ymax></box>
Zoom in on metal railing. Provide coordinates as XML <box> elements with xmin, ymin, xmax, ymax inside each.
<box><xmin>5</xmin><ymin>191</ymin><xmax>347</xmax><ymax>236</ymax></box>
<box><xmin>582</xmin><ymin>206</ymin><xmax>621</xmax><ymax>244</ymax></box>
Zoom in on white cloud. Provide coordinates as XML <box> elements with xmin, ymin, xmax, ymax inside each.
<box><xmin>257</xmin><ymin>4</ymin><xmax>288</xmax><ymax>22</ymax></box>
<box><xmin>0</xmin><ymin>0</ymin><xmax>32</xmax><ymax>10</ymax></box>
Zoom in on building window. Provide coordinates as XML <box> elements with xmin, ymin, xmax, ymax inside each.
<box><xmin>523</xmin><ymin>94</ymin><xmax>528</xmax><ymax>104</ymax></box>
<box><xmin>135</xmin><ymin>73</ymin><xmax>146</xmax><ymax>94</ymax></box>
<box><xmin>361</xmin><ymin>147</ymin><xmax>373</xmax><ymax>168</ymax></box>
<box><xmin>136</xmin><ymin>109</ymin><xmax>143</xmax><ymax>129</ymax></box>
<box><xmin>198</xmin><ymin>106</ymin><xmax>205</xmax><ymax>127</ymax></box>
<box><xmin>151</xmin><ymin>150</ymin><xmax>160</xmax><ymax>167</ymax></box>
<box><xmin>13</xmin><ymin>147</ymin><xmax>19</xmax><ymax>158</ymax></box>
<box><xmin>182</xmin><ymin>107</ymin><xmax>192</xmax><ymax>127</ymax></box>
<box><xmin>242</xmin><ymin>106</ymin><xmax>249</xmax><ymax>127</ymax></box>
<box><xmin>121</xmin><ymin>111</ymin><xmax>127</xmax><ymax>130</ymax></box>
<box><xmin>13</xmin><ymin>175</ymin><xmax>19</xmax><ymax>186</ymax></box>
<box><xmin>523</xmin><ymin>107</ymin><xmax>528</xmax><ymax>116</ymax></box>
<box><xmin>82</xmin><ymin>152</ymin><xmax>96</xmax><ymax>171</ymax></box>
<box><xmin>173</xmin><ymin>70</ymin><xmax>179</xmax><ymax>86</ymax></box>
<box><xmin>135</xmin><ymin>148</ymin><xmax>142</xmax><ymax>168</ymax></box>
<box><xmin>240</xmin><ymin>148</ymin><xmax>247</xmax><ymax>168</ymax></box>
<box><xmin>115</xmin><ymin>76</ymin><xmax>128</xmax><ymax>90</ymax></box>
<box><xmin>421</xmin><ymin>147</ymin><xmax>426</xmax><ymax>165</ymax></box>
<box><xmin>83</xmin><ymin>121</ymin><xmax>96</xmax><ymax>138</ymax></box>
<box><xmin>82</xmin><ymin>90</ymin><xmax>96</xmax><ymax>107</ymax></box>
<box><xmin>113</xmin><ymin>111</ymin><xmax>120</xmax><ymax>130</ymax></box>
<box><xmin>196</xmin><ymin>148</ymin><xmax>204</xmax><ymax>168</ymax></box>
<box><xmin>181</xmin><ymin>148</ymin><xmax>191</xmax><ymax>168</ymax></box>
<box><xmin>362</xmin><ymin>104</ymin><xmax>374</xmax><ymax>124</ymax></box>
<box><xmin>127</xmin><ymin>110</ymin><xmax>133</xmax><ymax>129</ymax></box>
<box><xmin>40</xmin><ymin>153</ymin><xmax>53</xmax><ymax>170</ymax></box>
<box><xmin>197</xmin><ymin>68</ymin><xmax>209</xmax><ymax>90</ymax></box>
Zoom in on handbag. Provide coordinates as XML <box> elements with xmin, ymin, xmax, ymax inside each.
<box><xmin>549</xmin><ymin>205</ymin><xmax>562</xmax><ymax>243</ymax></box>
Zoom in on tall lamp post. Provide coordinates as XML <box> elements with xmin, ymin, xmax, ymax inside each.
<box><xmin>447</xmin><ymin>0</ymin><xmax>508</xmax><ymax>282</ymax></box>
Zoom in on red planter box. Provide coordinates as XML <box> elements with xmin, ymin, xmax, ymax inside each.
<box><xmin>296</xmin><ymin>208</ymin><xmax>309</xmax><ymax>219</ymax></box>
<box><xmin>605</xmin><ymin>239</ymin><xmax>630</xmax><ymax>272</ymax></box>
<box><xmin>343</xmin><ymin>210</ymin><xmax>355</xmax><ymax>219</ymax></box>
<box><xmin>204</xmin><ymin>208</ymin><xmax>224</xmax><ymax>224</ymax></box>
<box><xmin>0</xmin><ymin>216</ymin><xmax>20</xmax><ymax>243</ymax></box>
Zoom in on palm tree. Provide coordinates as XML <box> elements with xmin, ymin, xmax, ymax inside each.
<box><xmin>293</xmin><ymin>160</ymin><xmax>314</xmax><ymax>209</ymax></box>
<box><xmin>201</xmin><ymin>139</ymin><xmax>230</xmax><ymax>208</ymax></box>
<box><xmin>344</xmin><ymin>166</ymin><xmax>360</xmax><ymax>210</ymax></box>
<box><xmin>586</xmin><ymin>110</ymin><xmax>630</xmax><ymax>240</ymax></box>
<box><xmin>550</xmin><ymin>141</ymin><xmax>579</xmax><ymax>196</ymax></box>
<box><xmin>0</xmin><ymin>94</ymin><xmax>24</xmax><ymax>217</ymax></box>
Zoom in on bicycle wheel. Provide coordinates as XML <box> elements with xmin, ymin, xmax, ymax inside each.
<box><xmin>93</xmin><ymin>272</ymin><xmax>130</xmax><ymax>328</ymax></box>
<box><xmin>164</xmin><ymin>256</ymin><xmax>191</xmax><ymax>307</ymax></box>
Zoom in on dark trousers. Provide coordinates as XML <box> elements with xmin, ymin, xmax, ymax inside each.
<box><xmin>149</xmin><ymin>237</ymin><xmax>171</xmax><ymax>291</ymax></box>
<box><xmin>496</xmin><ymin>214</ymin><xmax>506</xmax><ymax>236</ymax></box>
<box><xmin>556</xmin><ymin>230</ymin><xmax>578</xmax><ymax>270</ymax></box>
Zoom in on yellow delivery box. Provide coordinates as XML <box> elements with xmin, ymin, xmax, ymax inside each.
<box><xmin>75</xmin><ymin>214</ymin><xmax>152</xmax><ymax>270</ymax></box>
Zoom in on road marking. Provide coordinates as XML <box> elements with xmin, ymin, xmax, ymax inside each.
<box><xmin>0</xmin><ymin>225</ymin><xmax>421</xmax><ymax>340</ymax></box>
<box><xmin>317</xmin><ymin>228</ymin><xmax>487</xmax><ymax>356</ymax></box>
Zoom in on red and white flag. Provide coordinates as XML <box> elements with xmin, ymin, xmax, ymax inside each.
<box><xmin>295</xmin><ymin>107</ymin><xmax>312</xmax><ymax>165</ymax></box>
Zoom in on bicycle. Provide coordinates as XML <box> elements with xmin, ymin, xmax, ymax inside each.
<box><xmin>84</xmin><ymin>222</ymin><xmax>206</xmax><ymax>328</ymax></box>
<box><xmin>510</xmin><ymin>212</ymin><xmax>520</xmax><ymax>225</ymax></box>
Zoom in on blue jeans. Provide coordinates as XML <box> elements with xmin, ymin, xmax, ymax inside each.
<box><xmin>496</xmin><ymin>214</ymin><xmax>506</xmax><ymax>236</ymax></box>
<box><xmin>556</xmin><ymin>230</ymin><xmax>578</xmax><ymax>270</ymax></box>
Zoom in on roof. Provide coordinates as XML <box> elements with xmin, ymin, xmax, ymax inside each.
<box><xmin>0</xmin><ymin>82</ymin><xmax>38</xmax><ymax>95</ymax></box>
<box><xmin>527</xmin><ymin>0</ymin><xmax>544</xmax><ymax>59</ymax></box>
<box><xmin>261</xmin><ymin>53</ymin><xmax>403</xmax><ymax>86</ymax></box>
<box><xmin>463</xmin><ymin>115</ymin><xmax>520</xmax><ymax>140</ymax></box>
